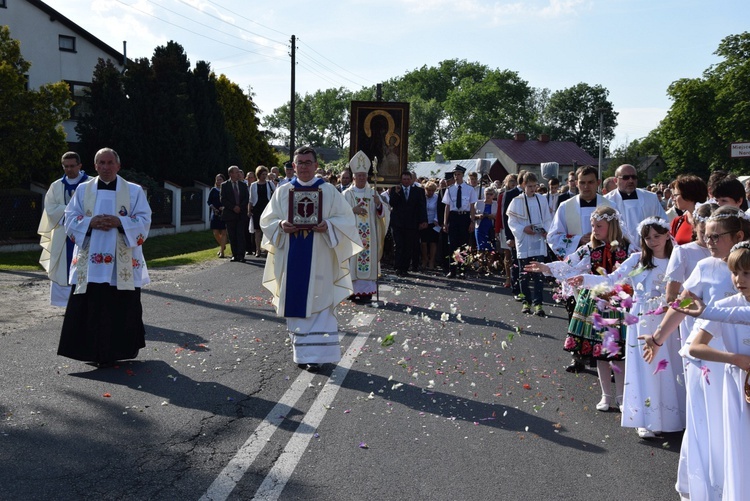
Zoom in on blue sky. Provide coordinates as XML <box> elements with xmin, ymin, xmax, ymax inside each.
<box><xmin>41</xmin><ymin>0</ymin><xmax>750</xmax><ymax>148</ymax></box>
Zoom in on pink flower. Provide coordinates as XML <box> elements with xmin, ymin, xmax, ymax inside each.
<box><xmin>701</xmin><ymin>366</ymin><xmax>711</xmax><ymax>385</ymax></box>
<box><xmin>592</xmin><ymin>313</ymin><xmax>618</xmax><ymax>330</ymax></box>
<box><xmin>653</xmin><ymin>359</ymin><xmax>669</xmax><ymax>375</ymax></box>
<box><xmin>592</xmin><ymin>343</ymin><xmax>602</xmax><ymax>358</ymax></box>
<box><xmin>620</xmin><ymin>297</ymin><xmax>633</xmax><ymax>309</ymax></box>
<box><xmin>602</xmin><ymin>329</ymin><xmax>620</xmax><ymax>357</ymax></box>
<box><xmin>623</xmin><ymin>313</ymin><xmax>639</xmax><ymax>325</ymax></box>
<box><xmin>563</xmin><ymin>336</ymin><xmax>577</xmax><ymax>350</ymax></box>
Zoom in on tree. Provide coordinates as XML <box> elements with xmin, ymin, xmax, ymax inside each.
<box><xmin>546</xmin><ymin>83</ymin><xmax>617</xmax><ymax>157</ymax></box>
<box><xmin>438</xmin><ymin>132</ymin><xmax>488</xmax><ymax>161</ymax></box>
<box><xmin>215</xmin><ymin>75</ymin><xmax>276</xmax><ymax>170</ymax></box>
<box><xmin>0</xmin><ymin>26</ymin><xmax>72</xmax><ymax>186</ymax></box>
<box><xmin>444</xmin><ymin>69</ymin><xmax>533</xmax><ymax>139</ymax></box>
<box><xmin>658</xmin><ymin>32</ymin><xmax>750</xmax><ymax>179</ymax></box>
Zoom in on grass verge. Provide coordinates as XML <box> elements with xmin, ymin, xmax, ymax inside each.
<box><xmin>0</xmin><ymin>230</ymin><xmax>221</xmax><ymax>271</ymax></box>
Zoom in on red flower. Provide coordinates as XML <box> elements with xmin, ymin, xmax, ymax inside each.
<box><xmin>580</xmin><ymin>340</ymin><xmax>592</xmax><ymax>355</ymax></box>
<box><xmin>94</xmin><ymin>254</ymin><xmax>103</xmax><ymax>263</ymax></box>
<box><xmin>104</xmin><ymin>255</ymin><xmax>113</xmax><ymax>263</ymax></box>
<box><xmin>136</xmin><ymin>234</ymin><xmax>145</xmax><ymax>246</ymax></box>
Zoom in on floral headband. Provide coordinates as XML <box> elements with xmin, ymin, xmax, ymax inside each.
<box><xmin>590</xmin><ymin>210</ymin><xmax>621</xmax><ymax>222</ymax></box>
<box><xmin>708</xmin><ymin>209</ymin><xmax>750</xmax><ymax>222</ymax></box>
<box><xmin>636</xmin><ymin>216</ymin><xmax>670</xmax><ymax>235</ymax></box>
<box><xmin>730</xmin><ymin>240</ymin><xmax>750</xmax><ymax>253</ymax></box>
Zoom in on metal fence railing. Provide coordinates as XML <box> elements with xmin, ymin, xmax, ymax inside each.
<box><xmin>0</xmin><ymin>189</ymin><xmax>43</xmax><ymax>240</ymax></box>
<box><xmin>148</xmin><ymin>188</ymin><xmax>173</xmax><ymax>226</ymax></box>
<box><xmin>181</xmin><ymin>187</ymin><xmax>204</xmax><ymax>223</ymax></box>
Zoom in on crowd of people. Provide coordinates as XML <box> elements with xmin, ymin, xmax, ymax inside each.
<box><xmin>38</xmin><ymin>146</ymin><xmax>750</xmax><ymax>498</ymax></box>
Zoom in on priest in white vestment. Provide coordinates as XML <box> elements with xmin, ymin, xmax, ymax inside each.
<box><xmin>605</xmin><ymin>164</ymin><xmax>667</xmax><ymax>251</ymax></box>
<box><xmin>37</xmin><ymin>151</ymin><xmax>89</xmax><ymax>306</ymax></box>
<box><xmin>58</xmin><ymin>148</ymin><xmax>151</xmax><ymax>366</ymax></box>
<box><xmin>260</xmin><ymin>146</ymin><xmax>362</xmax><ymax>370</ymax></box>
<box><xmin>342</xmin><ymin>151</ymin><xmax>390</xmax><ymax>302</ymax></box>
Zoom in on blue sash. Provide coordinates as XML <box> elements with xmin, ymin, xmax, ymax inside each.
<box><xmin>284</xmin><ymin>178</ymin><xmax>326</xmax><ymax>318</ymax></box>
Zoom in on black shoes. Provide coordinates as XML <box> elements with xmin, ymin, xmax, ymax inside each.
<box><xmin>565</xmin><ymin>360</ymin><xmax>585</xmax><ymax>373</ymax></box>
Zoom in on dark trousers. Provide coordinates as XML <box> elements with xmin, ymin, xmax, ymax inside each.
<box><xmin>392</xmin><ymin>226</ymin><xmax>418</xmax><ymax>273</ymax></box>
<box><xmin>518</xmin><ymin>256</ymin><xmax>545</xmax><ymax>306</ymax></box>
<box><xmin>225</xmin><ymin>218</ymin><xmax>247</xmax><ymax>258</ymax></box>
<box><xmin>447</xmin><ymin>212</ymin><xmax>471</xmax><ymax>273</ymax></box>
<box><xmin>509</xmin><ymin>245</ymin><xmax>520</xmax><ymax>294</ymax></box>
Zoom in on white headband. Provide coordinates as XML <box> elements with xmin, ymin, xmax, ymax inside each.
<box><xmin>730</xmin><ymin>241</ymin><xmax>750</xmax><ymax>253</ymax></box>
<box><xmin>590</xmin><ymin>210</ymin><xmax>621</xmax><ymax>223</ymax></box>
<box><xmin>636</xmin><ymin>216</ymin><xmax>671</xmax><ymax>235</ymax></box>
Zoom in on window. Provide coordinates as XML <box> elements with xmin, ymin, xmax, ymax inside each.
<box><xmin>0</xmin><ymin>0</ymin><xmax>7</xmax><ymax>8</ymax></box>
<box><xmin>59</xmin><ymin>35</ymin><xmax>76</xmax><ymax>52</ymax></box>
<box><xmin>485</xmin><ymin>152</ymin><xmax>496</xmax><ymax>159</ymax></box>
<box><xmin>66</xmin><ymin>82</ymin><xmax>92</xmax><ymax>119</ymax></box>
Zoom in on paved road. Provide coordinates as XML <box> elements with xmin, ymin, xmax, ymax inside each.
<box><xmin>0</xmin><ymin>260</ymin><xmax>681</xmax><ymax>500</ymax></box>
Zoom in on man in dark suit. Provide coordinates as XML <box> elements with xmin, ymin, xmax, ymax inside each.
<box><xmin>220</xmin><ymin>165</ymin><xmax>250</xmax><ymax>262</ymax></box>
<box><xmin>388</xmin><ymin>171</ymin><xmax>427</xmax><ymax>277</ymax></box>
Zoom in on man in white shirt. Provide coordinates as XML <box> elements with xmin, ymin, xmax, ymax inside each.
<box><xmin>605</xmin><ymin>164</ymin><xmax>667</xmax><ymax>250</ymax></box>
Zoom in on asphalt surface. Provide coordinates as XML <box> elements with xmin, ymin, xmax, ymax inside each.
<box><xmin>0</xmin><ymin>258</ymin><xmax>681</xmax><ymax>500</ymax></box>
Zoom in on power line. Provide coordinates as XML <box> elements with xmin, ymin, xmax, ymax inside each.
<box><xmin>170</xmin><ymin>0</ymin><xmax>287</xmax><ymax>48</ymax></box>
<box><xmin>114</xmin><ymin>0</ymin><xmax>287</xmax><ymax>62</ymax></box>
<box><xmin>296</xmin><ymin>45</ymin><xmax>369</xmax><ymax>89</ymax></box>
<box><xmin>297</xmin><ymin>38</ymin><xmax>374</xmax><ymax>87</ymax></box>
<box><xmin>205</xmin><ymin>0</ymin><xmax>290</xmax><ymax>38</ymax></box>
<box><xmin>297</xmin><ymin>60</ymin><xmax>343</xmax><ymax>88</ymax></box>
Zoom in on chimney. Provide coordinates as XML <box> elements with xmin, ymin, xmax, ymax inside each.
<box><xmin>513</xmin><ymin>132</ymin><xmax>527</xmax><ymax>142</ymax></box>
<box><xmin>538</xmin><ymin>134</ymin><xmax>550</xmax><ymax>143</ymax></box>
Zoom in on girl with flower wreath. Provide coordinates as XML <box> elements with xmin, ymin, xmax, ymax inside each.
<box><xmin>524</xmin><ymin>205</ymin><xmax>631</xmax><ymax>412</ymax></box>
<box><xmin>687</xmin><ymin>242</ymin><xmax>750</xmax><ymax>500</ymax></box>
<box><xmin>640</xmin><ymin>205</ymin><xmax>750</xmax><ymax>500</ymax></box>
<box><xmin>584</xmin><ymin>216</ymin><xmax>685</xmax><ymax>439</ymax></box>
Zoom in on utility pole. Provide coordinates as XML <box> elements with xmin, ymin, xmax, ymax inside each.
<box><xmin>597</xmin><ymin>108</ymin><xmax>605</xmax><ymax>181</ymax></box>
<box><xmin>289</xmin><ymin>35</ymin><xmax>296</xmax><ymax>163</ymax></box>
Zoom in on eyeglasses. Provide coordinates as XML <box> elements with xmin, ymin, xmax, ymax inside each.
<box><xmin>618</xmin><ymin>175</ymin><xmax>637</xmax><ymax>181</ymax></box>
<box><xmin>296</xmin><ymin>160</ymin><xmax>315</xmax><ymax>167</ymax></box>
<box><xmin>704</xmin><ymin>231</ymin><xmax>732</xmax><ymax>243</ymax></box>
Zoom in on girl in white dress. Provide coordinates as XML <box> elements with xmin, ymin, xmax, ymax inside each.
<box><xmin>583</xmin><ymin>217</ymin><xmax>686</xmax><ymax>438</ymax></box>
<box><xmin>689</xmin><ymin>242</ymin><xmax>750</xmax><ymax>500</ymax></box>
<box><xmin>641</xmin><ymin>205</ymin><xmax>750</xmax><ymax>500</ymax></box>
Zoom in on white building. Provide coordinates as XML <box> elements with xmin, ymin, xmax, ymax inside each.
<box><xmin>3</xmin><ymin>0</ymin><xmax>126</xmax><ymax>144</ymax></box>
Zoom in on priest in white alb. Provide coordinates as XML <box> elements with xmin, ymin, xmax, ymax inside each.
<box><xmin>260</xmin><ymin>146</ymin><xmax>362</xmax><ymax>371</ymax></box>
<box><xmin>342</xmin><ymin>151</ymin><xmax>390</xmax><ymax>302</ymax></box>
<box><xmin>57</xmin><ymin>148</ymin><xmax>151</xmax><ymax>367</ymax></box>
<box><xmin>37</xmin><ymin>151</ymin><xmax>89</xmax><ymax>306</ymax></box>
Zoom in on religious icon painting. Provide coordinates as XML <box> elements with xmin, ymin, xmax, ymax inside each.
<box><xmin>349</xmin><ymin>101</ymin><xmax>410</xmax><ymax>187</ymax></box>
<box><xmin>288</xmin><ymin>187</ymin><xmax>323</xmax><ymax>229</ymax></box>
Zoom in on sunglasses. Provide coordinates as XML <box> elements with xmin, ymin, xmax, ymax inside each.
<box><xmin>618</xmin><ymin>175</ymin><xmax>637</xmax><ymax>181</ymax></box>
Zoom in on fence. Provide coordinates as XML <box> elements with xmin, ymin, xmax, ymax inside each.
<box><xmin>1</xmin><ymin>181</ymin><xmax>210</xmax><ymax>247</ymax></box>
<box><xmin>0</xmin><ymin>189</ymin><xmax>43</xmax><ymax>240</ymax></box>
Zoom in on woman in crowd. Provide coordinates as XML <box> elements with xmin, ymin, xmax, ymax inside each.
<box><xmin>249</xmin><ymin>166</ymin><xmax>275</xmax><ymax>258</ymax></box>
<box><xmin>670</xmin><ymin>175</ymin><xmax>708</xmax><ymax>245</ymax></box>
<box><xmin>474</xmin><ymin>186</ymin><xmax>497</xmax><ymax>251</ymax></box>
<box><xmin>207</xmin><ymin>173</ymin><xmax>227</xmax><ymax>258</ymax></box>
<box><xmin>420</xmin><ymin>181</ymin><xmax>440</xmax><ymax>271</ymax></box>
<box><xmin>495</xmin><ymin>174</ymin><xmax>517</xmax><ymax>287</ymax></box>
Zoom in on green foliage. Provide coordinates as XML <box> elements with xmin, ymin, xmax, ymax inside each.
<box><xmin>658</xmin><ymin>32</ymin><xmax>750</xmax><ymax>179</ymax></box>
<box><xmin>76</xmin><ymin>41</ymin><xmax>274</xmax><ymax>186</ymax></box>
<box><xmin>264</xmin><ymin>87</ymin><xmax>352</xmax><ymax>150</ymax></box>
<box><xmin>439</xmin><ymin>132</ymin><xmax>489</xmax><ymax>161</ymax></box>
<box><xmin>546</xmin><ymin>83</ymin><xmax>617</xmax><ymax>157</ymax></box>
<box><xmin>0</xmin><ymin>26</ymin><xmax>72</xmax><ymax>187</ymax></box>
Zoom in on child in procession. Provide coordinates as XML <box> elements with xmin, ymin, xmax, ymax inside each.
<box><xmin>524</xmin><ymin>206</ymin><xmax>630</xmax><ymax>412</ymax></box>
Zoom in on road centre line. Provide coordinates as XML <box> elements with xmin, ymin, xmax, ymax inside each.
<box><xmin>252</xmin><ymin>330</ymin><xmax>371</xmax><ymax>501</ymax></box>
<box><xmin>200</xmin><ymin>311</ymin><xmax>377</xmax><ymax>501</ymax></box>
